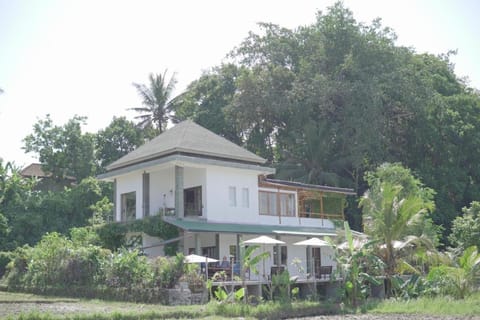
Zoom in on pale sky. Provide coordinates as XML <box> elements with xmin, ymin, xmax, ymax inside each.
<box><xmin>1</xmin><ymin>0</ymin><xmax>479</xmax><ymax>167</ymax></box>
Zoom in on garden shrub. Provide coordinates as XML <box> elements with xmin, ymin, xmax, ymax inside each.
<box><xmin>24</xmin><ymin>232</ymin><xmax>72</xmax><ymax>288</ymax></box>
<box><xmin>151</xmin><ymin>253</ymin><xmax>184</xmax><ymax>288</ymax></box>
<box><xmin>95</xmin><ymin>222</ymin><xmax>127</xmax><ymax>251</ymax></box>
<box><xmin>104</xmin><ymin>248</ymin><xmax>152</xmax><ymax>288</ymax></box>
<box><xmin>0</xmin><ymin>251</ymin><xmax>12</xmax><ymax>278</ymax></box>
<box><xmin>1</xmin><ymin>228</ymin><xmax>190</xmax><ymax>304</ymax></box>
<box><xmin>4</xmin><ymin>245</ymin><xmax>31</xmax><ymax>287</ymax></box>
<box><xmin>95</xmin><ymin>215</ymin><xmax>179</xmax><ymax>254</ymax></box>
<box><xmin>61</xmin><ymin>246</ymin><xmax>110</xmax><ymax>286</ymax></box>
<box><xmin>70</xmin><ymin>226</ymin><xmax>101</xmax><ymax>247</ymax></box>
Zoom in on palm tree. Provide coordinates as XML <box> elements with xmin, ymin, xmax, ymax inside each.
<box><xmin>360</xmin><ymin>182</ymin><xmax>434</xmax><ymax>296</ymax></box>
<box><xmin>129</xmin><ymin>71</ymin><xmax>178</xmax><ymax>133</ymax></box>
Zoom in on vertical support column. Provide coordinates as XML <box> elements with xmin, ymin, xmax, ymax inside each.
<box><xmin>320</xmin><ymin>192</ymin><xmax>324</xmax><ymax>219</ymax></box>
<box><xmin>306</xmin><ymin>246</ymin><xmax>312</xmax><ymax>274</ymax></box>
<box><xmin>175</xmin><ymin>165</ymin><xmax>184</xmax><ymax>219</ymax></box>
<box><xmin>274</xmin><ymin>235</ymin><xmax>281</xmax><ymax>266</ymax></box>
<box><xmin>276</xmin><ymin>189</ymin><xmax>281</xmax><ymax>224</ymax></box>
<box><xmin>112</xmin><ymin>178</ymin><xmax>117</xmax><ymax>222</ymax></box>
<box><xmin>142</xmin><ymin>172</ymin><xmax>150</xmax><ymax>217</ymax></box>
<box><xmin>195</xmin><ymin>233</ymin><xmax>201</xmax><ymax>255</ymax></box>
<box><xmin>236</xmin><ymin>234</ymin><xmax>242</xmax><ymax>279</ymax></box>
<box><xmin>215</xmin><ymin>233</ymin><xmax>220</xmax><ymax>259</ymax></box>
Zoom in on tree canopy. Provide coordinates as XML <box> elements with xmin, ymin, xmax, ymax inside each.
<box><xmin>8</xmin><ymin>1</ymin><xmax>480</xmax><ymax>248</ymax></box>
<box><xmin>129</xmin><ymin>70</ymin><xmax>179</xmax><ymax>134</ymax></box>
<box><xmin>174</xmin><ymin>2</ymin><xmax>480</xmax><ymax>238</ymax></box>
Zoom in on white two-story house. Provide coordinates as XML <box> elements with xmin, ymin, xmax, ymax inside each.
<box><xmin>98</xmin><ymin>120</ymin><xmax>355</xmax><ymax>281</ymax></box>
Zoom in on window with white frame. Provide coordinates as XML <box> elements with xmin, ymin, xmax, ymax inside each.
<box><xmin>259</xmin><ymin>191</ymin><xmax>296</xmax><ymax>216</ymax></box>
<box><xmin>229</xmin><ymin>186</ymin><xmax>237</xmax><ymax>207</ymax></box>
<box><xmin>241</xmin><ymin>187</ymin><xmax>249</xmax><ymax>208</ymax></box>
<box><xmin>279</xmin><ymin>193</ymin><xmax>295</xmax><ymax>216</ymax></box>
<box><xmin>121</xmin><ymin>191</ymin><xmax>136</xmax><ymax>221</ymax></box>
<box><xmin>259</xmin><ymin>191</ymin><xmax>276</xmax><ymax>215</ymax></box>
<box><xmin>273</xmin><ymin>245</ymin><xmax>288</xmax><ymax>265</ymax></box>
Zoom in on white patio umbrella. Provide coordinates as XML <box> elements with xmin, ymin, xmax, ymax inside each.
<box><xmin>184</xmin><ymin>254</ymin><xmax>219</xmax><ymax>279</ymax></box>
<box><xmin>294</xmin><ymin>237</ymin><xmax>331</xmax><ymax>283</ymax></box>
<box><xmin>184</xmin><ymin>254</ymin><xmax>219</xmax><ymax>264</ymax></box>
<box><xmin>294</xmin><ymin>237</ymin><xmax>330</xmax><ymax>247</ymax></box>
<box><xmin>338</xmin><ymin>238</ymin><xmax>367</xmax><ymax>250</ymax></box>
<box><xmin>242</xmin><ymin>235</ymin><xmax>285</xmax><ymax>280</ymax></box>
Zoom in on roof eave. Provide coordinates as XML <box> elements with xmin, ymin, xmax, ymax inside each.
<box><xmin>98</xmin><ymin>154</ymin><xmax>275</xmax><ymax>181</ymax></box>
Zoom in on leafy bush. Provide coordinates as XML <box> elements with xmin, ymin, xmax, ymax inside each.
<box><xmin>151</xmin><ymin>253</ymin><xmax>184</xmax><ymax>288</ymax></box>
<box><xmin>425</xmin><ymin>246</ymin><xmax>480</xmax><ymax>299</ymax></box>
<box><xmin>95</xmin><ymin>215</ymin><xmax>179</xmax><ymax>254</ymax></box>
<box><xmin>0</xmin><ymin>251</ymin><xmax>12</xmax><ymax>278</ymax></box>
<box><xmin>104</xmin><ymin>248</ymin><xmax>152</xmax><ymax>288</ymax></box>
<box><xmin>23</xmin><ymin>232</ymin><xmax>72</xmax><ymax>288</ymax></box>
<box><xmin>4</xmin><ymin>245</ymin><xmax>32</xmax><ymax>287</ymax></box>
<box><xmin>62</xmin><ymin>246</ymin><xmax>110</xmax><ymax>286</ymax></box>
<box><xmin>4</xmin><ymin>232</ymin><xmax>109</xmax><ymax>289</ymax></box>
<box><xmin>70</xmin><ymin>226</ymin><xmax>101</xmax><ymax>247</ymax></box>
<box><xmin>449</xmin><ymin>201</ymin><xmax>480</xmax><ymax>251</ymax></box>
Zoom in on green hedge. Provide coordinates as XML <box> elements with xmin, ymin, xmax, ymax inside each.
<box><xmin>96</xmin><ymin>215</ymin><xmax>179</xmax><ymax>255</ymax></box>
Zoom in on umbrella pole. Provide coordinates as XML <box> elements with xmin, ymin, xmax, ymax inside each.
<box><xmin>205</xmin><ymin>257</ymin><xmax>208</xmax><ymax>280</ymax></box>
<box><xmin>263</xmin><ymin>244</ymin><xmax>266</xmax><ymax>281</ymax></box>
<box><xmin>312</xmin><ymin>249</ymin><xmax>317</xmax><ymax>299</ymax></box>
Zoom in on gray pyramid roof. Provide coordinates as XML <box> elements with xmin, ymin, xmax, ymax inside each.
<box><xmin>106</xmin><ymin>120</ymin><xmax>266</xmax><ymax>171</ymax></box>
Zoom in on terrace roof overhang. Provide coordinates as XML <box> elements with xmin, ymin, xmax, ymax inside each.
<box><xmin>164</xmin><ymin>217</ymin><xmax>337</xmax><ymax>238</ymax></box>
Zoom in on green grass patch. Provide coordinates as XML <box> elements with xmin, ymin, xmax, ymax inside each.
<box><xmin>368</xmin><ymin>293</ymin><xmax>480</xmax><ymax>316</ymax></box>
<box><xmin>0</xmin><ymin>291</ymin><xmax>78</xmax><ymax>303</ymax></box>
<box><xmin>0</xmin><ymin>290</ymin><xmax>342</xmax><ymax>320</ymax></box>
<box><xmin>205</xmin><ymin>300</ymin><xmax>340</xmax><ymax>319</ymax></box>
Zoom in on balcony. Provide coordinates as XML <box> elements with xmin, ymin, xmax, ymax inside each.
<box><xmin>297</xmin><ymin>190</ymin><xmax>345</xmax><ymax>221</ymax></box>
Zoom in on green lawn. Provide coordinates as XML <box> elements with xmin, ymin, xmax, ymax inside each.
<box><xmin>0</xmin><ymin>291</ymin><xmax>336</xmax><ymax>319</ymax></box>
<box><xmin>3</xmin><ymin>290</ymin><xmax>480</xmax><ymax>319</ymax></box>
<box><xmin>368</xmin><ymin>293</ymin><xmax>480</xmax><ymax>316</ymax></box>
<box><xmin>0</xmin><ymin>291</ymin><xmax>208</xmax><ymax>319</ymax></box>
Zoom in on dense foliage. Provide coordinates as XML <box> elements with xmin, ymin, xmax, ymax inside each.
<box><xmin>3</xmin><ymin>230</ymin><xmax>186</xmax><ymax>301</ymax></box>
<box><xmin>96</xmin><ymin>215</ymin><xmax>179</xmax><ymax>255</ymax></box>
<box><xmin>0</xmin><ymin>160</ymin><xmax>111</xmax><ymax>251</ymax></box>
<box><xmin>174</xmin><ymin>3</ymin><xmax>480</xmax><ymax>239</ymax></box>
<box><xmin>449</xmin><ymin>201</ymin><xmax>480</xmax><ymax>251</ymax></box>
<box><xmin>1</xmin><ymin>1</ymin><xmax>480</xmax><ymax>307</ymax></box>
<box><xmin>9</xmin><ymin>2</ymin><xmax>480</xmax><ymax>244</ymax></box>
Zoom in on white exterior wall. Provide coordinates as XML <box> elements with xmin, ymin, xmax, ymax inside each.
<box><xmin>143</xmin><ymin>233</ymin><xmax>165</xmax><ymax>257</ymax></box>
<box><xmin>205</xmin><ymin>166</ymin><xmax>260</xmax><ymax>223</ymax></box>
<box><xmin>149</xmin><ymin>168</ymin><xmax>175</xmax><ymax>216</ymax></box>
<box><xmin>183</xmin><ymin>232</ymin><xmax>216</xmax><ymax>253</ymax></box>
<box><xmin>115</xmin><ymin>171</ymin><xmax>143</xmax><ymax>221</ymax></box>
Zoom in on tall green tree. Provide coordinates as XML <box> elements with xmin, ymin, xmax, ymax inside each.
<box><xmin>360</xmin><ymin>164</ymin><xmax>436</xmax><ymax>296</ymax></box>
<box><xmin>23</xmin><ymin>115</ymin><xmax>96</xmax><ymax>181</ymax></box>
<box><xmin>129</xmin><ymin>70</ymin><xmax>179</xmax><ymax>133</ymax></box>
<box><xmin>449</xmin><ymin>201</ymin><xmax>480</xmax><ymax>252</ymax></box>
<box><xmin>174</xmin><ymin>64</ymin><xmax>243</xmax><ymax>145</ymax></box>
<box><xmin>95</xmin><ymin>116</ymin><xmax>146</xmax><ymax>172</ymax></box>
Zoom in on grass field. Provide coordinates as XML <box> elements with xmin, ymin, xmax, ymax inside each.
<box><xmin>2</xmin><ymin>290</ymin><xmax>480</xmax><ymax>319</ymax></box>
<box><xmin>368</xmin><ymin>293</ymin><xmax>480</xmax><ymax>317</ymax></box>
<box><xmin>0</xmin><ymin>291</ymin><xmax>208</xmax><ymax>319</ymax></box>
<box><xmin>0</xmin><ymin>291</ymin><xmax>337</xmax><ymax>319</ymax></box>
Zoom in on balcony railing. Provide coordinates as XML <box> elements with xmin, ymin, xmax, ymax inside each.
<box><xmin>298</xmin><ymin>211</ymin><xmax>344</xmax><ymax>220</ymax></box>
<box><xmin>160</xmin><ymin>207</ymin><xmax>176</xmax><ymax>217</ymax></box>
